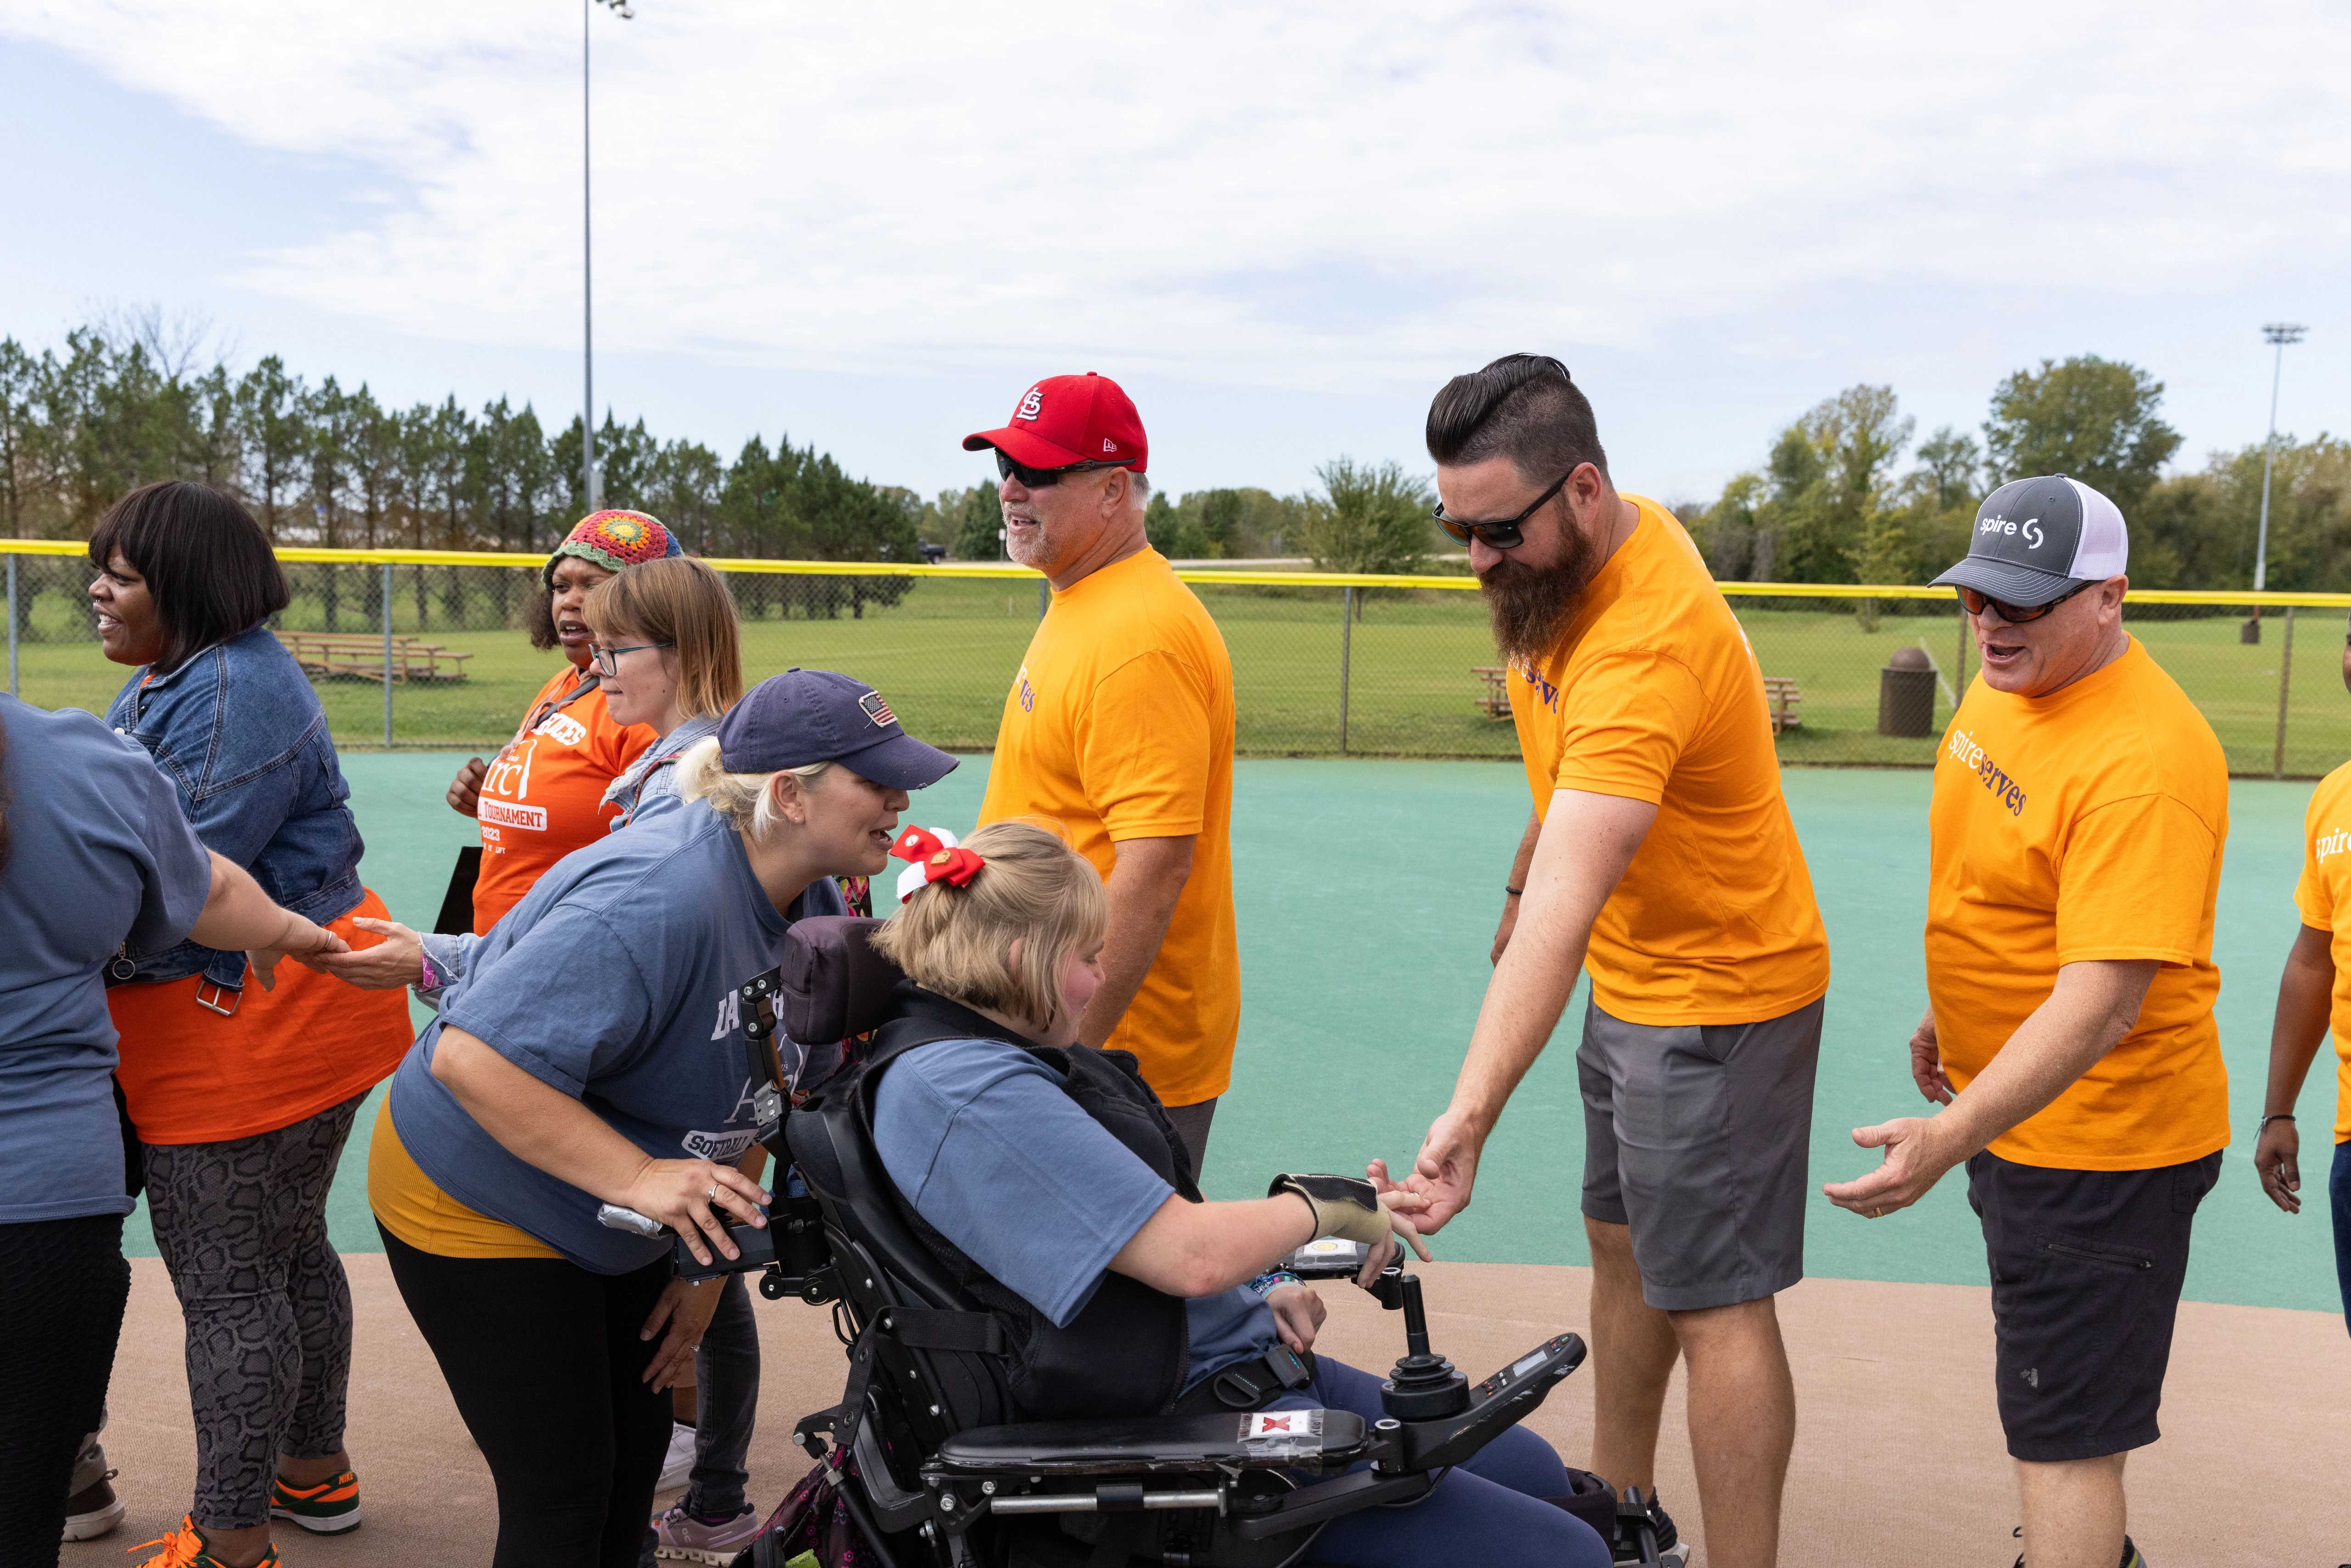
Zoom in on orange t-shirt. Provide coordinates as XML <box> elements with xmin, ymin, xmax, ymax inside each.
<box><xmin>1509</xmin><ymin>496</ymin><xmax>1829</xmax><ymax>1025</ymax></box>
<box><xmin>1926</xmin><ymin>636</ymin><xmax>2230</xmax><ymax>1170</ymax></box>
<box><xmin>471</xmin><ymin>667</ymin><xmax>655</xmax><ymax>933</ymax></box>
<box><xmin>108</xmin><ymin>888</ymin><xmax>418</xmax><ymax>1145</ymax></box>
<box><xmin>2289</xmin><ymin>760</ymin><xmax>2351</xmax><ymax>1143</ymax></box>
<box><xmin>978</xmin><ymin>549</ymin><xmax>1239</xmax><ymax>1106</ymax></box>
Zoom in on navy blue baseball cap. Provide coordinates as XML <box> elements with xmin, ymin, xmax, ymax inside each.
<box><xmin>717</xmin><ymin>668</ymin><xmax>959</xmax><ymax>791</ymax></box>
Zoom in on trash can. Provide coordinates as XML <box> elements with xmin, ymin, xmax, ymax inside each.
<box><xmin>1879</xmin><ymin>646</ymin><xmax>1936</xmax><ymax>737</ymax></box>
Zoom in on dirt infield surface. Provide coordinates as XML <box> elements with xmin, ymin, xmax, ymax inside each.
<box><xmin>67</xmin><ymin>1256</ymin><xmax>2349</xmax><ymax>1567</ymax></box>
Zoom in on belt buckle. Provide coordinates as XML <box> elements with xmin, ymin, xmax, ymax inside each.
<box><xmin>194</xmin><ymin>981</ymin><xmax>242</xmax><ymax>1018</ymax></box>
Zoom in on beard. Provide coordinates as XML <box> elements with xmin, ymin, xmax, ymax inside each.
<box><xmin>1477</xmin><ymin>522</ymin><xmax>1600</xmax><ymax>661</ymax></box>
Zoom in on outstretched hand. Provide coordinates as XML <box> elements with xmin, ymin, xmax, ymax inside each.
<box><xmin>248</xmin><ymin>914</ymin><xmax>349</xmax><ymax>992</ymax></box>
<box><xmin>1822</xmin><ymin>1116</ymin><xmax>1957</xmax><ymax>1219</ymax></box>
<box><xmin>307</xmin><ymin>916</ymin><xmax>427</xmax><ymax>991</ymax></box>
<box><xmin>1400</xmin><ymin>1110</ymin><xmax>1482</xmax><ymax>1235</ymax></box>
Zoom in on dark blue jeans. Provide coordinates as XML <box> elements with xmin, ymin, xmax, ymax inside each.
<box><xmin>1267</xmin><ymin>1356</ymin><xmax>1612</xmax><ymax>1567</ymax></box>
<box><xmin>637</xmin><ymin>1271</ymin><xmax>760</xmax><ymax>1566</ymax></box>
<box><xmin>681</xmin><ymin>1270</ymin><xmax>760</xmax><ymax>1515</ymax></box>
<box><xmin>2333</xmin><ymin>1139</ymin><xmax>2351</xmax><ymax>1337</ymax></box>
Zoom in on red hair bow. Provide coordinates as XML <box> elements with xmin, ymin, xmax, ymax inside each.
<box><xmin>919</xmin><ymin>846</ymin><xmax>986</xmax><ymax>889</ymax></box>
<box><xmin>888</xmin><ymin>826</ymin><xmax>985</xmax><ymax>897</ymax></box>
<box><xmin>889</xmin><ymin>826</ymin><xmax>949</xmax><ymax>862</ymax></box>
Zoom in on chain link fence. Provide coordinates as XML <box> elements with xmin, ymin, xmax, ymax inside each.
<box><xmin>8</xmin><ymin>547</ymin><xmax>2348</xmax><ymax>776</ymax></box>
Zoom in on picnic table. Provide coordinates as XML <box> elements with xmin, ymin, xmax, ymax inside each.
<box><xmin>1474</xmin><ymin>664</ymin><xmax>1803</xmax><ymax>736</ymax></box>
<box><xmin>1472</xmin><ymin>665</ymin><xmax>1512</xmax><ymax>719</ymax></box>
<box><xmin>276</xmin><ymin>630</ymin><xmax>472</xmax><ymax>684</ymax></box>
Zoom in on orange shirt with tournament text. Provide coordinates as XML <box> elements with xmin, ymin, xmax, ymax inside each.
<box><xmin>978</xmin><ymin>548</ymin><xmax>1240</xmax><ymax>1107</ymax></box>
<box><xmin>1510</xmin><ymin>496</ymin><xmax>1829</xmax><ymax>1025</ymax></box>
<box><xmin>470</xmin><ymin>667</ymin><xmax>655</xmax><ymax>933</ymax></box>
<box><xmin>1926</xmin><ymin>636</ymin><xmax>2230</xmax><ymax>1170</ymax></box>
<box><xmin>2290</xmin><ymin>760</ymin><xmax>2351</xmax><ymax>1143</ymax></box>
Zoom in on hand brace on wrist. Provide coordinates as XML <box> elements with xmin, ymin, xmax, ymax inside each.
<box><xmin>1268</xmin><ymin>1173</ymin><xmax>1391</xmax><ymax>1247</ymax></box>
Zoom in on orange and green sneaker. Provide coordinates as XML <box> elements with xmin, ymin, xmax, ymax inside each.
<box><xmin>128</xmin><ymin>1516</ymin><xmax>280</xmax><ymax>1567</ymax></box>
<box><xmin>269</xmin><ymin>1469</ymin><xmax>362</xmax><ymax>1534</ymax></box>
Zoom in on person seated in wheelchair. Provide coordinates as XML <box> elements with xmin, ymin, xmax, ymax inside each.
<box><xmin>855</xmin><ymin>821</ymin><xmax>1613</xmax><ymax>1567</ymax></box>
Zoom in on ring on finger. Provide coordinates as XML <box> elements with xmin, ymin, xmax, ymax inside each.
<box><xmin>706</xmin><ymin>1186</ymin><xmax>719</xmax><ymax>1203</ymax></box>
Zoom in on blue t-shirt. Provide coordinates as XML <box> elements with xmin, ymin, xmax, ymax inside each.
<box><xmin>872</xmin><ymin>1034</ymin><xmax>1278</xmax><ymax>1388</ymax></box>
<box><xmin>387</xmin><ymin>800</ymin><xmax>844</xmax><ymax>1272</ymax></box>
<box><xmin>0</xmin><ymin>696</ymin><xmax>213</xmax><ymax>1223</ymax></box>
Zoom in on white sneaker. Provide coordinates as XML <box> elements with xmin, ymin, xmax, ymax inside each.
<box><xmin>657</xmin><ymin>1422</ymin><xmax>697</xmax><ymax>1492</ymax></box>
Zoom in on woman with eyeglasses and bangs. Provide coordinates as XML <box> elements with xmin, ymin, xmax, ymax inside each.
<box><xmin>445</xmin><ymin>511</ymin><xmax>674</xmax><ymax>936</ymax></box>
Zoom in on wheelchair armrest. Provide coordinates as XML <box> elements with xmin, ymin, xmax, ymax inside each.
<box><xmin>928</xmin><ymin>1408</ymin><xmax>1367</xmax><ymax>1478</ymax></box>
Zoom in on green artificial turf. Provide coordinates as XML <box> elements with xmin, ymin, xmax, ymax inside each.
<box><xmin>122</xmin><ymin>755</ymin><xmax>2345</xmax><ymax>1316</ymax></box>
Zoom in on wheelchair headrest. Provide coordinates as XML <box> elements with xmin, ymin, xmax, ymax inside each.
<box><xmin>780</xmin><ymin>916</ymin><xmax>905</xmax><ymax>1046</ymax></box>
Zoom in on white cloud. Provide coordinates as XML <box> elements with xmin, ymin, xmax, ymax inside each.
<box><xmin>8</xmin><ymin>0</ymin><xmax>2348</xmax><ymax>396</ymax></box>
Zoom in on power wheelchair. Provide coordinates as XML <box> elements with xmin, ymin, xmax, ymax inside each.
<box><xmin>612</xmin><ymin>916</ymin><xmax>1636</xmax><ymax>1567</ymax></box>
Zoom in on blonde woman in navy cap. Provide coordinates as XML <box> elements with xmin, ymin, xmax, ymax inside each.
<box><xmin>367</xmin><ymin>669</ymin><xmax>956</xmax><ymax>1568</ymax></box>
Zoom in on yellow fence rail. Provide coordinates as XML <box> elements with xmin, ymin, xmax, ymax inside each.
<box><xmin>6</xmin><ymin>540</ymin><xmax>2345</xmax><ymax>775</ymax></box>
<box><xmin>11</xmin><ymin>537</ymin><xmax>2349</xmax><ymax>607</ymax></box>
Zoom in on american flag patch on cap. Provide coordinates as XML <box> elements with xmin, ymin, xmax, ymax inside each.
<box><xmin>859</xmin><ymin>691</ymin><xmax>897</xmax><ymax>729</ymax></box>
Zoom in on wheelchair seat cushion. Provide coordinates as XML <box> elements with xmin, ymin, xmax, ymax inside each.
<box><xmin>932</xmin><ymin>1408</ymin><xmax>1366</xmax><ymax>1475</ymax></box>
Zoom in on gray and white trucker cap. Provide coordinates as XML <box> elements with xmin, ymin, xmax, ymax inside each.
<box><xmin>1929</xmin><ymin>475</ymin><xmax>2130</xmax><ymax>607</ymax></box>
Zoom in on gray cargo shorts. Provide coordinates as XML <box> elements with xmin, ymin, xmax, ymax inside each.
<box><xmin>1578</xmin><ymin>994</ymin><xmax>1823</xmax><ymax>1312</ymax></box>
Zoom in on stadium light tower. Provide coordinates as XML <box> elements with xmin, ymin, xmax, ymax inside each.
<box><xmin>2252</xmin><ymin>323</ymin><xmax>2307</xmax><ymax>595</ymax></box>
<box><xmin>582</xmin><ymin>0</ymin><xmax>635</xmax><ymax>513</ymax></box>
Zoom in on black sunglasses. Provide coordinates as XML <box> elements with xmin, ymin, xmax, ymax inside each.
<box><xmin>1432</xmin><ymin>469</ymin><xmax>1576</xmax><ymax>550</ymax></box>
<box><xmin>995</xmin><ymin>450</ymin><xmax>1127</xmax><ymax>489</ymax></box>
<box><xmin>1954</xmin><ymin>580</ymin><xmax>2092</xmax><ymax>624</ymax></box>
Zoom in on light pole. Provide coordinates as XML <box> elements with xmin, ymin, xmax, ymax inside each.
<box><xmin>583</xmin><ymin>0</ymin><xmax>634</xmax><ymax>514</ymax></box>
<box><xmin>2243</xmin><ymin>323</ymin><xmax>2306</xmax><ymax>643</ymax></box>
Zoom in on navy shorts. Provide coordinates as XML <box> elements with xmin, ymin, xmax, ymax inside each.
<box><xmin>1966</xmin><ymin>1149</ymin><xmax>2221</xmax><ymax>1462</ymax></box>
<box><xmin>2332</xmin><ymin>1139</ymin><xmax>2351</xmax><ymax>1338</ymax></box>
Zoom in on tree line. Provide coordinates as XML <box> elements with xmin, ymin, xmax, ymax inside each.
<box><xmin>9</xmin><ymin>318</ymin><xmax>2329</xmax><ymax>596</ymax></box>
<box><xmin>1681</xmin><ymin>355</ymin><xmax>2350</xmax><ymax>594</ymax></box>
<box><xmin>0</xmin><ymin>316</ymin><xmax>924</xmax><ymax>599</ymax></box>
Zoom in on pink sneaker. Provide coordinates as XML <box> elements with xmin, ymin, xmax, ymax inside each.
<box><xmin>648</xmin><ymin>1502</ymin><xmax>763</xmax><ymax>1565</ymax></box>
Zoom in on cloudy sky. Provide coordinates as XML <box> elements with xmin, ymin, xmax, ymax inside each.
<box><xmin>5</xmin><ymin>1</ymin><xmax>2345</xmax><ymax>505</ymax></box>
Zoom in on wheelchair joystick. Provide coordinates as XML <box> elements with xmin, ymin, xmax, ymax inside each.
<box><xmin>1373</xmin><ymin>1266</ymin><xmax>1469</xmax><ymax>1421</ymax></box>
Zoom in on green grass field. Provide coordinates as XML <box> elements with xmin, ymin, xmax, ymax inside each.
<box><xmin>11</xmin><ymin>570</ymin><xmax>2348</xmax><ymax>774</ymax></box>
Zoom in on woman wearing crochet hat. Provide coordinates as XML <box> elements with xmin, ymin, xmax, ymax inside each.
<box><xmin>449</xmin><ymin>509</ymin><xmax>681</xmax><ymax>933</ymax></box>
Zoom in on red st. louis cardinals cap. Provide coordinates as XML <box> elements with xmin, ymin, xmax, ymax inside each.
<box><xmin>962</xmin><ymin>372</ymin><xmax>1147</xmax><ymax>474</ymax></box>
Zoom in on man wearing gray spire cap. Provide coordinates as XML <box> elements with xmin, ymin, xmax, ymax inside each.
<box><xmin>1826</xmin><ymin>475</ymin><xmax>2229</xmax><ymax>1568</ymax></box>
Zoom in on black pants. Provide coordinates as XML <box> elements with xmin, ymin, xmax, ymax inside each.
<box><xmin>381</xmin><ymin>1228</ymin><xmax>673</xmax><ymax>1568</ymax></box>
<box><xmin>0</xmin><ymin>1214</ymin><xmax>130</xmax><ymax>1568</ymax></box>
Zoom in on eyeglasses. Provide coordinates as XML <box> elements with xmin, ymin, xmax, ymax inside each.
<box><xmin>1432</xmin><ymin>470</ymin><xmax>1576</xmax><ymax>550</ymax></box>
<box><xmin>995</xmin><ymin>450</ymin><xmax>1127</xmax><ymax>489</ymax></box>
<box><xmin>1954</xmin><ymin>581</ymin><xmax>2091</xmax><ymax>625</ymax></box>
<box><xmin>590</xmin><ymin>641</ymin><xmax>670</xmax><ymax>677</ymax></box>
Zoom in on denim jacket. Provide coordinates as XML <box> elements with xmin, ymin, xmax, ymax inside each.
<box><xmin>104</xmin><ymin>624</ymin><xmax>367</xmax><ymax>994</ymax></box>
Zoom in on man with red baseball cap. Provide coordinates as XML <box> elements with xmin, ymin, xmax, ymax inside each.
<box><xmin>962</xmin><ymin>374</ymin><xmax>1239</xmax><ymax>1174</ymax></box>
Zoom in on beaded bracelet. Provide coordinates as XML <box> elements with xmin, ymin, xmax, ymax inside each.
<box><xmin>1247</xmin><ymin>1270</ymin><xmax>1305</xmax><ymax>1297</ymax></box>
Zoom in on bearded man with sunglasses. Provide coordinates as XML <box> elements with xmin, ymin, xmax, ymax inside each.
<box><xmin>960</xmin><ymin>373</ymin><xmax>1239</xmax><ymax>1175</ymax></box>
<box><xmin>1399</xmin><ymin>355</ymin><xmax>1828</xmax><ymax>1568</ymax></box>
<box><xmin>1826</xmin><ymin>477</ymin><xmax>2226</xmax><ymax>1568</ymax></box>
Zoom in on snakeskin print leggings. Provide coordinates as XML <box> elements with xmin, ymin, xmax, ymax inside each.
<box><xmin>144</xmin><ymin>1091</ymin><xmax>366</xmax><ymax>1532</ymax></box>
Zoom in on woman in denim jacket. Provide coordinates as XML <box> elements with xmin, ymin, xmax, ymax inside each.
<box><xmin>91</xmin><ymin>481</ymin><xmax>415</xmax><ymax>1568</ymax></box>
